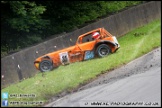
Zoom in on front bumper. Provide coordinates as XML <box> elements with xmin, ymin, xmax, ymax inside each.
<box><xmin>112</xmin><ymin>36</ymin><xmax>120</xmax><ymax>48</ymax></box>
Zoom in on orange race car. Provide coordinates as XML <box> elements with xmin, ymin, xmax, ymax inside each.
<box><xmin>34</xmin><ymin>28</ymin><xmax>120</xmax><ymax>72</ymax></box>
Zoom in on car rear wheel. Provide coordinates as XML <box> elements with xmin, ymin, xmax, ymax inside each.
<box><xmin>39</xmin><ymin>60</ymin><xmax>53</xmax><ymax>72</ymax></box>
<box><xmin>96</xmin><ymin>44</ymin><xmax>111</xmax><ymax>57</ymax></box>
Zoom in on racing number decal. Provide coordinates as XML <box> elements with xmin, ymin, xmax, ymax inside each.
<box><xmin>59</xmin><ymin>52</ymin><xmax>69</xmax><ymax>65</ymax></box>
<box><xmin>62</xmin><ymin>55</ymin><xmax>68</xmax><ymax>63</ymax></box>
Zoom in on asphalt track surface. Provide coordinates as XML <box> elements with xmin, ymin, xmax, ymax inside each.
<box><xmin>44</xmin><ymin>47</ymin><xmax>161</xmax><ymax>107</ymax></box>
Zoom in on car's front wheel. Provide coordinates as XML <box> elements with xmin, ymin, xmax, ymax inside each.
<box><xmin>96</xmin><ymin>44</ymin><xmax>111</xmax><ymax>57</ymax></box>
<box><xmin>39</xmin><ymin>60</ymin><xmax>54</xmax><ymax>72</ymax></box>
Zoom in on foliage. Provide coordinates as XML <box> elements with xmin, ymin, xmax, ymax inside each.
<box><xmin>6</xmin><ymin>1</ymin><xmax>49</xmax><ymax>32</ymax></box>
<box><xmin>1</xmin><ymin>1</ymin><xmax>143</xmax><ymax>57</ymax></box>
<box><xmin>1</xmin><ymin>1</ymin><xmax>49</xmax><ymax>57</ymax></box>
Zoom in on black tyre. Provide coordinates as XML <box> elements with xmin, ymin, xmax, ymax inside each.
<box><xmin>39</xmin><ymin>60</ymin><xmax>53</xmax><ymax>72</ymax></box>
<box><xmin>96</xmin><ymin>44</ymin><xmax>111</xmax><ymax>57</ymax></box>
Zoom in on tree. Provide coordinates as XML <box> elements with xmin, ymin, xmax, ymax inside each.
<box><xmin>6</xmin><ymin>1</ymin><xmax>49</xmax><ymax>32</ymax></box>
<box><xmin>1</xmin><ymin>1</ymin><xmax>49</xmax><ymax>56</ymax></box>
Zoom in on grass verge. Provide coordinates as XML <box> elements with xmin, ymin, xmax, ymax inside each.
<box><xmin>1</xmin><ymin>19</ymin><xmax>161</xmax><ymax>107</ymax></box>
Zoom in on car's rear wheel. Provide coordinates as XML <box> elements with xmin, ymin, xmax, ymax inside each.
<box><xmin>39</xmin><ymin>60</ymin><xmax>53</xmax><ymax>72</ymax></box>
<box><xmin>96</xmin><ymin>44</ymin><xmax>111</xmax><ymax>57</ymax></box>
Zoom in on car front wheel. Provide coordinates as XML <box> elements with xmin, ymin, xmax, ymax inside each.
<box><xmin>39</xmin><ymin>60</ymin><xmax>54</xmax><ymax>72</ymax></box>
<box><xmin>96</xmin><ymin>44</ymin><xmax>111</xmax><ymax>57</ymax></box>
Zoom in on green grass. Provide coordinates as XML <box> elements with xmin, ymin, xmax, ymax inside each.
<box><xmin>1</xmin><ymin>19</ymin><xmax>161</xmax><ymax>107</ymax></box>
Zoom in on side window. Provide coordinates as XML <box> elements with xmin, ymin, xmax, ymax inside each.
<box><xmin>82</xmin><ymin>34</ymin><xmax>94</xmax><ymax>43</ymax></box>
<box><xmin>78</xmin><ymin>30</ymin><xmax>101</xmax><ymax>44</ymax></box>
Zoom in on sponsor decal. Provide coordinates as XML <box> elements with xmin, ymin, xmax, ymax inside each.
<box><xmin>84</xmin><ymin>51</ymin><xmax>94</xmax><ymax>60</ymax></box>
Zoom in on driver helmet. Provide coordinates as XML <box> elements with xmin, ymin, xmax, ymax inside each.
<box><xmin>92</xmin><ymin>32</ymin><xmax>100</xmax><ymax>39</ymax></box>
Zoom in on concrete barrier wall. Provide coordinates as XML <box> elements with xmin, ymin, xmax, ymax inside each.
<box><xmin>1</xmin><ymin>1</ymin><xmax>161</xmax><ymax>89</ymax></box>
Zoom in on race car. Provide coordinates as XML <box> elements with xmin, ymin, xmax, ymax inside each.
<box><xmin>34</xmin><ymin>28</ymin><xmax>120</xmax><ymax>72</ymax></box>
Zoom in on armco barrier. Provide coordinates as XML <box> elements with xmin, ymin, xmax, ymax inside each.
<box><xmin>1</xmin><ymin>1</ymin><xmax>161</xmax><ymax>89</ymax></box>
